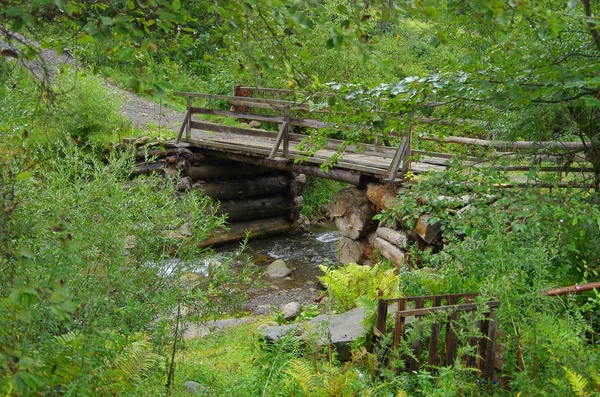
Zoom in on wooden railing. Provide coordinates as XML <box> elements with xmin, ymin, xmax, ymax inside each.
<box><xmin>173</xmin><ymin>90</ymin><xmax>413</xmax><ymax>180</ymax></box>
<box><xmin>374</xmin><ymin>293</ymin><xmax>501</xmax><ymax>380</ymax></box>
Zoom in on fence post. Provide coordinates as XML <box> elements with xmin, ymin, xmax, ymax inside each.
<box><xmin>186</xmin><ymin>96</ymin><xmax>191</xmax><ymax>141</ymax></box>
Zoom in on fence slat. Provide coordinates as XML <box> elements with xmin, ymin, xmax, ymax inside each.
<box><xmin>408</xmin><ymin>297</ymin><xmax>425</xmax><ymax>372</ymax></box>
<box><xmin>484</xmin><ymin>312</ymin><xmax>498</xmax><ymax>380</ymax></box>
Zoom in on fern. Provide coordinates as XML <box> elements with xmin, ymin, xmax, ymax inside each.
<box><xmin>564</xmin><ymin>366</ymin><xmax>589</xmax><ymax>397</ymax></box>
<box><xmin>319</xmin><ymin>263</ymin><xmax>401</xmax><ymax>311</ymax></box>
<box><xmin>113</xmin><ymin>340</ymin><xmax>160</xmax><ymax>383</ymax></box>
<box><xmin>286</xmin><ymin>359</ymin><xmax>318</xmax><ymax>396</ymax></box>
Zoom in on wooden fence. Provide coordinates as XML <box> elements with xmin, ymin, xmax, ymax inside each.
<box><xmin>374</xmin><ymin>293</ymin><xmax>501</xmax><ymax>380</ymax></box>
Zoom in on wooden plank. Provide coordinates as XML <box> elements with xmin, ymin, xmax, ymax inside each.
<box><xmin>409</xmin><ymin>297</ymin><xmax>425</xmax><ymax>372</ymax></box>
<box><xmin>269</xmin><ymin>121</ymin><xmax>290</xmax><ymax>159</ymax></box>
<box><xmin>484</xmin><ymin>312</ymin><xmax>498</xmax><ymax>380</ymax></box>
<box><xmin>190</xmin><ymin>107</ymin><xmax>332</xmax><ymax>129</ymax></box>
<box><xmin>392</xmin><ymin>299</ymin><xmax>407</xmax><ymax>350</ymax></box>
<box><xmin>427</xmin><ymin>296</ymin><xmax>442</xmax><ymax>369</ymax></box>
<box><xmin>375</xmin><ymin>298</ymin><xmax>388</xmax><ymax>338</ymax></box>
<box><xmin>175</xmin><ymin>110</ymin><xmax>189</xmax><ymax>144</ymax></box>
<box><xmin>186</xmin><ymin>97</ymin><xmax>192</xmax><ymax>141</ymax></box>
<box><xmin>399</xmin><ymin>301</ymin><xmax>501</xmax><ymax>318</ymax></box>
<box><xmin>444</xmin><ymin>296</ymin><xmax>460</xmax><ymax>366</ymax></box>
<box><xmin>464</xmin><ymin>311</ymin><xmax>479</xmax><ymax>368</ymax></box>
<box><xmin>421</xmin><ymin>134</ymin><xmax>587</xmax><ymax>151</ymax></box>
<box><xmin>478</xmin><ymin>314</ymin><xmax>490</xmax><ymax>373</ymax></box>
<box><xmin>188</xmin><ymin>136</ymin><xmax>390</xmax><ymax>176</ymax></box>
<box><xmin>197</xmin><ymin>216</ymin><xmax>292</xmax><ymax>248</ymax></box>
<box><xmin>197</xmin><ymin>149</ymin><xmax>372</xmax><ymax>186</ymax></box>
<box><xmin>385</xmin><ymin>134</ymin><xmax>410</xmax><ymax>182</ymax></box>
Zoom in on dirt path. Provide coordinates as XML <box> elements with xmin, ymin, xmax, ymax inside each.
<box><xmin>118</xmin><ymin>88</ymin><xmax>184</xmax><ymax>133</ymax></box>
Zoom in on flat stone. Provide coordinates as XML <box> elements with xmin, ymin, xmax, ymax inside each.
<box><xmin>184</xmin><ymin>381</ymin><xmax>207</xmax><ymax>395</ymax></box>
<box><xmin>266</xmin><ymin>259</ymin><xmax>292</xmax><ymax>278</ymax></box>
<box><xmin>258</xmin><ymin>324</ymin><xmax>302</xmax><ymax>343</ymax></box>
<box><xmin>281</xmin><ymin>302</ymin><xmax>301</xmax><ymax>320</ymax></box>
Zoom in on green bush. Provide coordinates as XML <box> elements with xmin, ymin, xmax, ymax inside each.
<box><xmin>319</xmin><ymin>262</ymin><xmax>401</xmax><ymax>312</ymax></box>
<box><xmin>301</xmin><ymin>177</ymin><xmax>347</xmax><ymax>220</ymax></box>
<box><xmin>54</xmin><ymin>73</ymin><xmax>129</xmax><ymax>146</ymax></box>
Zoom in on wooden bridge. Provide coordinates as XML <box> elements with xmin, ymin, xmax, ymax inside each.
<box><xmin>172</xmin><ymin>87</ymin><xmax>591</xmax><ymax>187</ymax></box>
<box><xmin>131</xmin><ymin>87</ymin><xmax>593</xmax><ymax>248</ymax></box>
<box><xmin>173</xmin><ymin>88</ymin><xmax>441</xmax><ymax>186</ymax></box>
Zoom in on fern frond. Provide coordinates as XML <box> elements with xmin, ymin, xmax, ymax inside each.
<box><xmin>114</xmin><ymin>340</ymin><xmax>160</xmax><ymax>383</ymax></box>
<box><xmin>396</xmin><ymin>389</ymin><xmax>408</xmax><ymax>397</ymax></box>
<box><xmin>53</xmin><ymin>330</ymin><xmax>82</xmax><ymax>345</ymax></box>
<box><xmin>564</xmin><ymin>366</ymin><xmax>589</xmax><ymax>397</ymax></box>
<box><xmin>285</xmin><ymin>359</ymin><xmax>318</xmax><ymax>396</ymax></box>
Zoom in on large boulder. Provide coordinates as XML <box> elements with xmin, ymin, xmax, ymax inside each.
<box><xmin>266</xmin><ymin>259</ymin><xmax>292</xmax><ymax>278</ymax></box>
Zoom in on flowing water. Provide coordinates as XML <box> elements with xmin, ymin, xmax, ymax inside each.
<box><xmin>214</xmin><ymin>223</ymin><xmax>340</xmax><ymax>289</ymax></box>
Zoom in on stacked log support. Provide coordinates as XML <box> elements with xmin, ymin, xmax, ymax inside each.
<box><xmin>329</xmin><ymin>187</ymin><xmax>377</xmax><ymax>265</ymax></box>
<box><xmin>130</xmin><ymin>140</ymin><xmax>304</xmax><ymax>247</ymax></box>
<box><xmin>331</xmin><ymin>182</ymin><xmax>467</xmax><ymax>268</ymax></box>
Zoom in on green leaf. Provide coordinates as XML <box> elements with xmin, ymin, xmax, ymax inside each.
<box><xmin>117</xmin><ymin>46</ymin><xmax>135</xmax><ymax>61</ymax></box>
<box><xmin>54</xmin><ymin>0</ymin><xmax>65</xmax><ymax>9</ymax></box>
<box><xmin>172</xmin><ymin>0</ymin><xmax>181</xmax><ymax>11</ymax></box>
<box><xmin>15</xmin><ymin>171</ymin><xmax>31</xmax><ymax>181</ymax></box>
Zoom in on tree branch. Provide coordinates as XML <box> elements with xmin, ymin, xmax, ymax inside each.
<box><xmin>581</xmin><ymin>0</ymin><xmax>600</xmax><ymax>54</ymax></box>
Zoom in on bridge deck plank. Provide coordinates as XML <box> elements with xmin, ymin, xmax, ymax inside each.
<box><xmin>187</xmin><ymin>129</ymin><xmax>450</xmax><ymax>180</ymax></box>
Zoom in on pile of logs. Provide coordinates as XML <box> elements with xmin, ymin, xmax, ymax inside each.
<box><xmin>128</xmin><ymin>138</ymin><xmax>305</xmax><ymax>247</ymax></box>
<box><xmin>331</xmin><ymin>184</ymin><xmax>445</xmax><ymax>268</ymax></box>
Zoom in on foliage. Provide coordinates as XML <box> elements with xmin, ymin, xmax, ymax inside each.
<box><xmin>301</xmin><ymin>177</ymin><xmax>346</xmax><ymax>220</ymax></box>
<box><xmin>319</xmin><ymin>263</ymin><xmax>401</xmax><ymax>312</ymax></box>
<box><xmin>53</xmin><ymin>72</ymin><xmax>129</xmax><ymax>146</ymax></box>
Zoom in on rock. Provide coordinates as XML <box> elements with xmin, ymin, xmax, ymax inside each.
<box><xmin>249</xmin><ymin>120</ymin><xmax>261</xmax><ymax>128</ymax></box>
<box><xmin>258</xmin><ymin>324</ymin><xmax>302</xmax><ymax>343</ymax></box>
<box><xmin>178</xmin><ymin>222</ymin><xmax>192</xmax><ymax>236</ymax></box>
<box><xmin>281</xmin><ymin>302</ymin><xmax>301</xmax><ymax>320</ymax></box>
<box><xmin>292</xmin><ymin>214</ymin><xmax>311</xmax><ymax>234</ymax></box>
<box><xmin>184</xmin><ymin>381</ymin><xmax>207</xmax><ymax>395</ymax></box>
<box><xmin>338</xmin><ymin>237</ymin><xmax>367</xmax><ymax>264</ymax></box>
<box><xmin>122</xmin><ymin>137</ymin><xmax>136</xmax><ymax>143</ymax></box>
<box><xmin>254</xmin><ymin>305</ymin><xmax>273</xmax><ymax>315</ymax></box>
<box><xmin>133</xmin><ymin>136</ymin><xmax>151</xmax><ymax>146</ymax></box>
<box><xmin>266</xmin><ymin>259</ymin><xmax>292</xmax><ymax>278</ymax></box>
<box><xmin>256</xmin><ymin>307</ymin><xmax>368</xmax><ymax>361</ymax></box>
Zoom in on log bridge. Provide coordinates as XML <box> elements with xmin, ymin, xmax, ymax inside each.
<box><xmin>133</xmin><ymin>86</ymin><xmax>592</xmax><ymax>257</ymax></box>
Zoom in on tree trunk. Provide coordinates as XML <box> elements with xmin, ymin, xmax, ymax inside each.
<box><xmin>330</xmin><ymin>188</ymin><xmax>376</xmax><ymax>239</ymax></box>
<box><xmin>373</xmin><ymin>237</ymin><xmax>406</xmax><ymax>268</ymax></box>
<box><xmin>198</xmin><ymin>216</ymin><xmax>292</xmax><ymax>248</ymax></box>
<box><xmin>376</xmin><ymin>227</ymin><xmax>409</xmax><ymax>249</ymax></box>
<box><xmin>219</xmin><ymin>195</ymin><xmax>293</xmax><ymax>222</ymax></box>
<box><xmin>414</xmin><ymin>214</ymin><xmax>442</xmax><ymax>245</ymax></box>
<box><xmin>188</xmin><ymin>164</ymin><xmax>278</xmax><ymax>180</ymax></box>
<box><xmin>193</xmin><ymin>175</ymin><xmax>291</xmax><ymax>200</ymax></box>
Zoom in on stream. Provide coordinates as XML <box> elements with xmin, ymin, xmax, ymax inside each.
<box><xmin>214</xmin><ymin>223</ymin><xmax>339</xmax><ymax>291</ymax></box>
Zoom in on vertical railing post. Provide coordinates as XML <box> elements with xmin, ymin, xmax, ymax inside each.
<box><xmin>185</xmin><ymin>96</ymin><xmax>192</xmax><ymax>141</ymax></box>
<box><xmin>402</xmin><ymin>122</ymin><xmax>412</xmax><ymax>172</ymax></box>
<box><xmin>282</xmin><ymin>108</ymin><xmax>290</xmax><ymax>159</ymax></box>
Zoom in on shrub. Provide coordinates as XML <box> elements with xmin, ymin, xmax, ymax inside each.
<box><xmin>319</xmin><ymin>262</ymin><xmax>401</xmax><ymax>312</ymax></box>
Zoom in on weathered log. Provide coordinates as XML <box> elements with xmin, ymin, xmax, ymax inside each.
<box><xmin>199</xmin><ymin>150</ymin><xmax>372</xmax><ymax>186</ymax></box>
<box><xmin>193</xmin><ymin>175</ymin><xmax>291</xmax><ymax>200</ymax></box>
<box><xmin>339</xmin><ymin>237</ymin><xmax>367</xmax><ymax>264</ymax></box>
<box><xmin>373</xmin><ymin>237</ymin><xmax>406</xmax><ymax>268</ymax></box>
<box><xmin>132</xmin><ymin>161</ymin><xmax>178</xmax><ymax>177</ymax></box>
<box><xmin>414</xmin><ymin>214</ymin><xmax>442</xmax><ymax>245</ymax></box>
<box><xmin>198</xmin><ymin>216</ymin><xmax>293</xmax><ymax>248</ymax></box>
<box><xmin>376</xmin><ymin>227</ymin><xmax>409</xmax><ymax>250</ymax></box>
<box><xmin>188</xmin><ymin>164</ymin><xmax>278</xmax><ymax>180</ymax></box>
<box><xmin>330</xmin><ymin>188</ymin><xmax>376</xmax><ymax>240</ymax></box>
<box><xmin>366</xmin><ymin>183</ymin><xmax>400</xmax><ymax>212</ymax></box>
<box><xmin>135</xmin><ymin>147</ymin><xmax>194</xmax><ymax>161</ymax></box>
<box><xmin>219</xmin><ymin>195</ymin><xmax>293</xmax><ymax>222</ymax></box>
